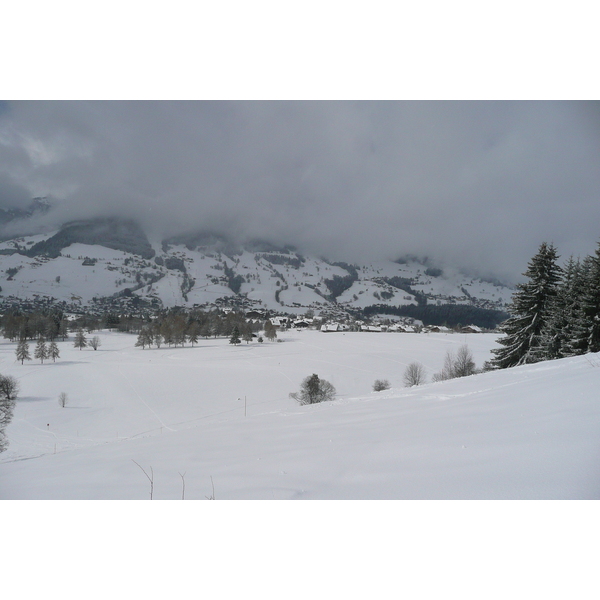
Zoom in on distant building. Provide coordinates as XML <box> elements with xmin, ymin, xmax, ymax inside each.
<box><xmin>269</xmin><ymin>316</ymin><xmax>289</xmax><ymax>329</ymax></box>
<box><xmin>246</xmin><ymin>310</ymin><xmax>265</xmax><ymax>319</ymax></box>
<box><xmin>293</xmin><ymin>319</ymin><xmax>311</xmax><ymax>329</ymax></box>
<box><xmin>321</xmin><ymin>322</ymin><xmax>348</xmax><ymax>332</ymax></box>
<box><xmin>424</xmin><ymin>325</ymin><xmax>451</xmax><ymax>333</ymax></box>
<box><xmin>360</xmin><ymin>325</ymin><xmax>383</xmax><ymax>332</ymax></box>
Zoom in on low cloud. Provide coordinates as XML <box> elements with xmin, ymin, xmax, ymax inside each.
<box><xmin>1</xmin><ymin>101</ymin><xmax>599</xmax><ymax>282</ymax></box>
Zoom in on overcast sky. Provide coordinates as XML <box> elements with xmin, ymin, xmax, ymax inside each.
<box><xmin>0</xmin><ymin>100</ymin><xmax>599</xmax><ymax>282</ymax></box>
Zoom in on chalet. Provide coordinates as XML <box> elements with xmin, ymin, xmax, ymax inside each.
<box><xmin>388</xmin><ymin>323</ymin><xmax>417</xmax><ymax>333</ymax></box>
<box><xmin>424</xmin><ymin>325</ymin><xmax>451</xmax><ymax>333</ymax></box>
<box><xmin>293</xmin><ymin>319</ymin><xmax>311</xmax><ymax>329</ymax></box>
<box><xmin>321</xmin><ymin>322</ymin><xmax>348</xmax><ymax>332</ymax></box>
<box><xmin>269</xmin><ymin>316</ymin><xmax>289</xmax><ymax>329</ymax></box>
<box><xmin>460</xmin><ymin>324</ymin><xmax>483</xmax><ymax>333</ymax></box>
<box><xmin>360</xmin><ymin>325</ymin><xmax>383</xmax><ymax>332</ymax></box>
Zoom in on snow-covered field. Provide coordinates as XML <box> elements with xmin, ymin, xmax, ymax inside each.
<box><xmin>3</xmin><ymin>329</ymin><xmax>599</xmax><ymax>599</ymax></box>
<box><xmin>1</xmin><ymin>329</ymin><xmax>598</xmax><ymax>500</ymax></box>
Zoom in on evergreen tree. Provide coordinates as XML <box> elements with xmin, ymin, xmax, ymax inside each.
<box><xmin>34</xmin><ymin>337</ymin><xmax>49</xmax><ymax>363</ymax></box>
<box><xmin>15</xmin><ymin>340</ymin><xmax>31</xmax><ymax>365</ymax></box>
<box><xmin>48</xmin><ymin>341</ymin><xmax>60</xmax><ymax>362</ymax></box>
<box><xmin>564</xmin><ymin>256</ymin><xmax>592</xmax><ymax>356</ymax></box>
<box><xmin>581</xmin><ymin>241</ymin><xmax>600</xmax><ymax>353</ymax></box>
<box><xmin>74</xmin><ymin>328</ymin><xmax>87</xmax><ymax>350</ymax></box>
<box><xmin>59</xmin><ymin>319</ymin><xmax>69</xmax><ymax>340</ymax></box>
<box><xmin>289</xmin><ymin>374</ymin><xmax>336</xmax><ymax>405</ymax></box>
<box><xmin>187</xmin><ymin>322</ymin><xmax>199</xmax><ymax>347</ymax></box>
<box><xmin>538</xmin><ymin>255</ymin><xmax>578</xmax><ymax>359</ymax></box>
<box><xmin>490</xmin><ymin>242</ymin><xmax>562</xmax><ymax>369</ymax></box>
<box><xmin>229</xmin><ymin>326</ymin><xmax>241</xmax><ymax>345</ymax></box>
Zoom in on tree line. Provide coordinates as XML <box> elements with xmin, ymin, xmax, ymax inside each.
<box><xmin>359</xmin><ymin>303</ymin><xmax>509</xmax><ymax>329</ymax></box>
<box><xmin>488</xmin><ymin>241</ymin><xmax>600</xmax><ymax>369</ymax></box>
<box><xmin>133</xmin><ymin>310</ymin><xmax>278</xmax><ymax>349</ymax></box>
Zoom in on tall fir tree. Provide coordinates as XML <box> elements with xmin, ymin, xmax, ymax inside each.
<box><xmin>15</xmin><ymin>340</ymin><xmax>31</xmax><ymax>365</ymax></box>
<box><xmin>187</xmin><ymin>322</ymin><xmax>199</xmax><ymax>347</ymax></box>
<box><xmin>48</xmin><ymin>341</ymin><xmax>60</xmax><ymax>362</ymax></box>
<box><xmin>490</xmin><ymin>242</ymin><xmax>562</xmax><ymax>369</ymax></box>
<box><xmin>74</xmin><ymin>328</ymin><xmax>87</xmax><ymax>350</ymax></box>
<box><xmin>539</xmin><ymin>255</ymin><xmax>578</xmax><ymax>359</ymax></box>
<box><xmin>560</xmin><ymin>257</ymin><xmax>590</xmax><ymax>356</ymax></box>
<box><xmin>581</xmin><ymin>241</ymin><xmax>600</xmax><ymax>353</ymax></box>
<box><xmin>34</xmin><ymin>338</ymin><xmax>49</xmax><ymax>364</ymax></box>
<box><xmin>229</xmin><ymin>325</ymin><xmax>241</xmax><ymax>345</ymax></box>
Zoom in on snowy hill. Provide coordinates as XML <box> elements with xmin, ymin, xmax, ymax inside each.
<box><xmin>1</xmin><ymin>330</ymin><xmax>598</xmax><ymax>499</ymax></box>
<box><xmin>0</xmin><ymin>220</ymin><xmax>513</xmax><ymax>321</ymax></box>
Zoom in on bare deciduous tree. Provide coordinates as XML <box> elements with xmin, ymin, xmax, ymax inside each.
<box><xmin>89</xmin><ymin>336</ymin><xmax>101</xmax><ymax>351</ymax></box>
<box><xmin>432</xmin><ymin>345</ymin><xmax>477</xmax><ymax>382</ymax></box>
<box><xmin>453</xmin><ymin>344</ymin><xmax>477</xmax><ymax>377</ymax></box>
<box><xmin>264</xmin><ymin>320</ymin><xmax>277</xmax><ymax>341</ymax></box>
<box><xmin>58</xmin><ymin>392</ymin><xmax>68</xmax><ymax>408</ymax></box>
<box><xmin>403</xmin><ymin>362</ymin><xmax>426</xmax><ymax>387</ymax></box>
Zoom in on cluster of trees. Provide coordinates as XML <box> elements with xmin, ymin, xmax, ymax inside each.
<box><xmin>134</xmin><ymin>310</ymin><xmax>279</xmax><ymax>349</ymax></box>
<box><xmin>432</xmin><ymin>345</ymin><xmax>477</xmax><ymax>381</ymax></box>
<box><xmin>489</xmin><ymin>241</ymin><xmax>600</xmax><ymax>369</ymax></box>
<box><xmin>360</xmin><ymin>303</ymin><xmax>508</xmax><ymax>329</ymax></box>
<box><xmin>0</xmin><ymin>374</ymin><xmax>19</xmax><ymax>452</ymax></box>
<box><xmin>2</xmin><ymin>311</ymin><xmax>70</xmax><ymax>342</ymax></box>
<box><xmin>12</xmin><ymin>328</ymin><xmax>101</xmax><ymax>364</ymax></box>
<box><xmin>323</xmin><ymin>263</ymin><xmax>359</xmax><ymax>300</ymax></box>
<box><xmin>15</xmin><ymin>338</ymin><xmax>60</xmax><ymax>364</ymax></box>
<box><xmin>73</xmin><ymin>330</ymin><xmax>101</xmax><ymax>351</ymax></box>
<box><xmin>399</xmin><ymin>344</ymin><xmax>477</xmax><ymax>388</ymax></box>
<box><xmin>290</xmin><ymin>374</ymin><xmax>336</xmax><ymax>405</ymax></box>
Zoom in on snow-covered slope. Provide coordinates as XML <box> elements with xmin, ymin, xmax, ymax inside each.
<box><xmin>0</xmin><ymin>229</ymin><xmax>514</xmax><ymax>315</ymax></box>
<box><xmin>1</xmin><ymin>330</ymin><xmax>597</xmax><ymax>499</ymax></box>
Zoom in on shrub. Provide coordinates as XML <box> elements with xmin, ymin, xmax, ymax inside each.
<box><xmin>290</xmin><ymin>374</ymin><xmax>336</xmax><ymax>405</ymax></box>
<box><xmin>373</xmin><ymin>379</ymin><xmax>391</xmax><ymax>392</ymax></box>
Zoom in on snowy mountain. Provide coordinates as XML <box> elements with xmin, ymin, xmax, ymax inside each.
<box><xmin>0</xmin><ymin>218</ymin><xmax>513</xmax><ymax>323</ymax></box>
<box><xmin>0</xmin><ymin>197</ymin><xmax>51</xmax><ymax>226</ymax></box>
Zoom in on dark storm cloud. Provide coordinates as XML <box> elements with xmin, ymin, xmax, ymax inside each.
<box><xmin>1</xmin><ymin>100</ymin><xmax>599</xmax><ymax>282</ymax></box>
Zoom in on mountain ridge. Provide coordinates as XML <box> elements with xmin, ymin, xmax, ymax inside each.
<box><xmin>0</xmin><ymin>216</ymin><xmax>513</xmax><ymax>326</ymax></box>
